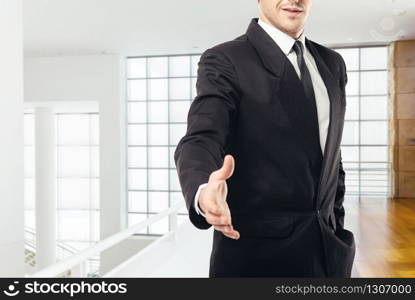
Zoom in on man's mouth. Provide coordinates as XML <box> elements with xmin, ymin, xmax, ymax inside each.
<box><xmin>282</xmin><ymin>7</ymin><xmax>303</xmax><ymax>15</ymax></box>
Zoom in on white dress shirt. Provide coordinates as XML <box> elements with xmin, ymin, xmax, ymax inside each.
<box><xmin>194</xmin><ymin>18</ymin><xmax>331</xmax><ymax>217</ymax></box>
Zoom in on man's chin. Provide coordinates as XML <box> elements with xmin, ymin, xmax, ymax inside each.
<box><xmin>285</xmin><ymin>21</ymin><xmax>304</xmax><ymax>29</ymax></box>
<box><xmin>280</xmin><ymin>25</ymin><xmax>303</xmax><ymax>36</ymax></box>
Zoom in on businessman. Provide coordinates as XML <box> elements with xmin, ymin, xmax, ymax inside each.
<box><xmin>174</xmin><ymin>0</ymin><xmax>356</xmax><ymax>277</ymax></box>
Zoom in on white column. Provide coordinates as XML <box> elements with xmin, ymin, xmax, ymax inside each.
<box><xmin>0</xmin><ymin>0</ymin><xmax>24</xmax><ymax>277</ymax></box>
<box><xmin>99</xmin><ymin>56</ymin><xmax>126</xmax><ymax>274</ymax></box>
<box><xmin>35</xmin><ymin>107</ymin><xmax>57</xmax><ymax>270</ymax></box>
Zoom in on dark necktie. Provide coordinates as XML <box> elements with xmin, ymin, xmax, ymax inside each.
<box><xmin>292</xmin><ymin>40</ymin><xmax>316</xmax><ymax>103</ymax></box>
<box><xmin>292</xmin><ymin>40</ymin><xmax>322</xmax><ymax>156</ymax></box>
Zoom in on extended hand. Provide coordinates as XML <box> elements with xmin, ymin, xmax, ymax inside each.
<box><xmin>199</xmin><ymin>154</ymin><xmax>240</xmax><ymax>239</ymax></box>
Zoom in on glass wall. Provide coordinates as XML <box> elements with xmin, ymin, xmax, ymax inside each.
<box><xmin>334</xmin><ymin>46</ymin><xmax>390</xmax><ymax>196</ymax></box>
<box><xmin>24</xmin><ymin>112</ymin><xmax>100</xmax><ymax>251</ymax></box>
<box><xmin>126</xmin><ymin>55</ymin><xmax>201</xmax><ymax>234</ymax></box>
<box><xmin>56</xmin><ymin>113</ymin><xmax>100</xmax><ymax>250</ymax></box>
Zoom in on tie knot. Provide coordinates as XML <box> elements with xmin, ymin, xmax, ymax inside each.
<box><xmin>292</xmin><ymin>40</ymin><xmax>304</xmax><ymax>56</ymax></box>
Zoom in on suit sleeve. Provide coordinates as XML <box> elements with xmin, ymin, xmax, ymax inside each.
<box><xmin>174</xmin><ymin>48</ymin><xmax>240</xmax><ymax>230</ymax></box>
<box><xmin>334</xmin><ymin>55</ymin><xmax>348</xmax><ymax>230</ymax></box>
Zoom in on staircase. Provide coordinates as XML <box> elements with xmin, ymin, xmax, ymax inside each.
<box><xmin>24</xmin><ymin>227</ymin><xmax>100</xmax><ymax>277</ymax></box>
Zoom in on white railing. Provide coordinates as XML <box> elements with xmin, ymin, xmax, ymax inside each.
<box><xmin>28</xmin><ymin>201</ymin><xmax>185</xmax><ymax>277</ymax></box>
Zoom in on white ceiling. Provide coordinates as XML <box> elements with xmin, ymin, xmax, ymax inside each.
<box><xmin>23</xmin><ymin>0</ymin><xmax>415</xmax><ymax>57</ymax></box>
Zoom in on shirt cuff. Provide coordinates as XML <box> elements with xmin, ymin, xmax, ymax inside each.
<box><xmin>194</xmin><ymin>183</ymin><xmax>208</xmax><ymax>217</ymax></box>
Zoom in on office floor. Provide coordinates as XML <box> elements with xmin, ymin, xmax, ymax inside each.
<box><xmin>347</xmin><ymin>196</ymin><xmax>415</xmax><ymax>277</ymax></box>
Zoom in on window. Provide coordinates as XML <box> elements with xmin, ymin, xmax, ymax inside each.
<box><xmin>126</xmin><ymin>55</ymin><xmax>200</xmax><ymax>234</ymax></box>
<box><xmin>56</xmin><ymin>113</ymin><xmax>100</xmax><ymax>250</ymax></box>
<box><xmin>24</xmin><ymin>112</ymin><xmax>100</xmax><ymax>251</ymax></box>
<box><xmin>334</xmin><ymin>46</ymin><xmax>390</xmax><ymax>196</ymax></box>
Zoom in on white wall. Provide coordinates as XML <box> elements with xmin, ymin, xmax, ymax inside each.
<box><xmin>25</xmin><ymin>55</ymin><xmax>122</xmax><ymax>103</ymax></box>
<box><xmin>24</xmin><ymin>54</ymin><xmax>129</xmax><ymax>274</ymax></box>
<box><xmin>0</xmin><ymin>0</ymin><xmax>25</xmax><ymax>277</ymax></box>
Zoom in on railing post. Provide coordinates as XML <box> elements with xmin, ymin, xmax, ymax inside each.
<box><xmin>169</xmin><ymin>211</ymin><xmax>178</xmax><ymax>241</ymax></box>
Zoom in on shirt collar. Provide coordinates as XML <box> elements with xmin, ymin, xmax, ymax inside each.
<box><xmin>257</xmin><ymin>18</ymin><xmax>306</xmax><ymax>56</ymax></box>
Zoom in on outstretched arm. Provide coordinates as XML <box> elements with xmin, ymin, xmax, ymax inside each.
<box><xmin>174</xmin><ymin>48</ymin><xmax>240</xmax><ymax>230</ymax></box>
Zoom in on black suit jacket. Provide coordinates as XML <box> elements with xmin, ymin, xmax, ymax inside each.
<box><xmin>174</xmin><ymin>18</ymin><xmax>356</xmax><ymax>277</ymax></box>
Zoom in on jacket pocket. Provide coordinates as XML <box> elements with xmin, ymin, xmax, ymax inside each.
<box><xmin>323</xmin><ymin>224</ymin><xmax>356</xmax><ymax>277</ymax></box>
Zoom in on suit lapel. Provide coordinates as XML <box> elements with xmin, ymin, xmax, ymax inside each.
<box><xmin>305</xmin><ymin>38</ymin><xmax>343</xmax><ymax>188</ymax></box>
<box><xmin>245</xmin><ymin>18</ymin><xmax>322</xmax><ymax>159</ymax></box>
<box><xmin>245</xmin><ymin>18</ymin><xmax>287</xmax><ymax>79</ymax></box>
<box><xmin>246</xmin><ymin>18</ymin><xmax>344</xmax><ymax>193</ymax></box>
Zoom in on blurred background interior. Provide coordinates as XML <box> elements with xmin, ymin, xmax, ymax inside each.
<box><xmin>1</xmin><ymin>0</ymin><xmax>415</xmax><ymax>278</ymax></box>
